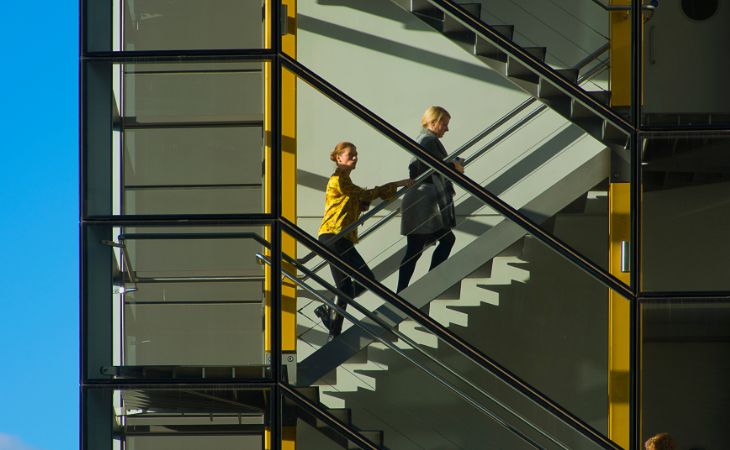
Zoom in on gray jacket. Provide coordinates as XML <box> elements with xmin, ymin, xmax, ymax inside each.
<box><xmin>400</xmin><ymin>129</ymin><xmax>457</xmax><ymax>235</ymax></box>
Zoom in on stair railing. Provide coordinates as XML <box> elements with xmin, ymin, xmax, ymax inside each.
<box><xmin>428</xmin><ymin>0</ymin><xmax>633</xmax><ymax>131</ymax></box>
<box><xmin>259</xmin><ymin>252</ymin><xmax>560</xmax><ymax>449</ymax></box>
<box><xmin>281</xmin><ymin>384</ymin><xmax>381</xmax><ymax>450</ymax></box>
<box><xmin>282</xmin><ymin>54</ymin><xmax>631</xmax><ymax>299</ymax></box>
<box><xmin>281</xmin><ymin>217</ymin><xmax>623</xmax><ymax>450</ymax></box>
<box><xmin>299</xmin><ymin>43</ymin><xmax>609</xmax><ymax>278</ymax></box>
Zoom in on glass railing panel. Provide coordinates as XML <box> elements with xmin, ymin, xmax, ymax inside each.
<box><xmin>82</xmin><ymin>223</ymin><xmax>270</xmax><ymax>381</ymax></box>
<box><xmin>282</xmin><ymin>225</ymin><xmax>626</xmax><ymax>449</ymax></box>
<box><xmin>291</xmin><ymin>65</ymin><xmax>628</xmax><ymax>292</ymax></box>
<box><xmin>642</xmin><ymin>299</ymin><xmax>730</xmax><ymax>449</ymax></box>
<box><xmin>285</xmin><ymin>64</ymin><xmax>631</xmax><ymax>446</ymax></box>
<box><xmin>83</xmin><ymin>0</ymin><xmax>265</xmax><ymax>52</ymax></box>
<box><xmin>83</xmin><ymin>59</ymin><xmax>266</xmax><ymax>217</ymax></box>
<box><xmin>278</xmin><ymin>234</ymin><xmax>553</xmax><ymax>449</ymax></box>
<box><xmin>641</xmin><ymin>1</ymin><xmax>730</xmax><ymax>127</ymax></box>
<box><xmin>283</xmin><ymin>395</ymin><xmax>372</xmax><ymax>450</ymax></box>
<box><xmin>641</xmin><ymin>133</ymin><xmax>730</xmax><ymax>292</ymax></box>
<box><xmin>82</xmin><ymin>387</ymin><xmax>269</xmax><ymax>450</ymax></box>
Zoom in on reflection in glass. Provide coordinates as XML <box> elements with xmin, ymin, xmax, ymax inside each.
<box><xmin>84</xmin><ymin>225</ymin><xmax>269</xmax><ymax>380</ymax></box>
<box><xmin>123</xmin><ymin>0</ymin><xmax>264</xmax><ymax>51</ymax></box>
<box><xmin>642</xmin><ymin>0</ymin><xmax>730</xmax><ymax>126</ymax></box>
<box><xmin>642</xmin><ymin>134</ymin><xmax>730</xmax><ymax>291</ymax></box>
<box><xmin>642</xmin><ymin>300</ymin><xmax>730</xmax><ymax>449</ymax></box>
<box><xmin>84</xmin><ymin>388</ymin><xmax>268</xmax><ymax>450</ymax></box>
<box><xmin>84</xmin><ymin>60</ymin><xmax>266</xmax><ymax>216</ymax></box>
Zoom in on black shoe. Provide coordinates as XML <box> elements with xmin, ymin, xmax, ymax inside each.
<box><xmin>314</xmin><ymin>305</ymin><xmax>332</xmax><ymax>331</ymax></box>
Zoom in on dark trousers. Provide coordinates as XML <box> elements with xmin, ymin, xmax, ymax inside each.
<box><xmin>396</xmin><ymin>230</ymin><xmax>456</xmax><ymax>293</ymax></box>
<box><xmin>319</xmin><ymin>233</ymin><xmax>374</xmax><ymax>337</ymax></box>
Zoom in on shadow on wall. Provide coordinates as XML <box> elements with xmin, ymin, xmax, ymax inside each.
<box><xmin>318</xmin><ymin>0</ymin><xmax>446</xmax><ymax>31</ymax></box>
<box><xmin>299</xmin><ymin>11</ymin><xmax>519</xmax><ymax>90</ymax></box>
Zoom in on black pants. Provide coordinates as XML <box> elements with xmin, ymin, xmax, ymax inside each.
<box><xmin>318</xmin><ymin>233</ymin><xmax>374</xmax><ymax>337</ymax></box>
<box><xmin>396</xmin><ymin>230</ymin><xmax>456</xmax><ymax>293</ymax></box>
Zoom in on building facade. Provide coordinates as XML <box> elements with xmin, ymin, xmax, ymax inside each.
<box><xmin>81</xmin><ymin>0</ymin><xmax>730</xmax><ymax>449</ymax></box>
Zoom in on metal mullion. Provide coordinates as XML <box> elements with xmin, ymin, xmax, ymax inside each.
<box><xmin>640</xmin><ymin>124</ymin><xmax>730</xmax><ymax>133</ymax></box>
<box><xmin>630</xmin><ymin>0</ymin><xmax>642</xmax><ymax>442</ymax></box>
<box><xmin>269</xmin><ymin>0</ymin><xmax>283</xmax><ymax>446</ymax></box>
<box><xmin>82</xmin><ymin>214</ymin><xmax>277</xmax><ymax>225</ymax></box>
<box><xmin>637</xmin><ymin>128</ymin><xmax>730</xmax><ymax>136</ymax></box>
<box><xmin>82</xmin><ymin>49</ymin><xmax>277</xmax><ymax>62</ymax></box>
<box><xmin>630</xmin><ymin>131</ymin><xmax>642</xmax><ymax>450</ymax></box>
<box><xmin>639</xmin><ymin>292</ymin><xmax>730</xmax><ymax>302</ymax></box>
<box><xmin>83</xmin><ymin>378</ymin><xmax>275</xmax><ymax>388</ymax></box>
<box><xmin>82</xmin><ymin>381</ymin><xmax>276</xmax><ymax>390</ymax></box>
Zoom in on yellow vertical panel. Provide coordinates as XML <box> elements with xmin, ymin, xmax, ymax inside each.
<box><xmin>609</xmin><ymin>0</ymin><xmax>631</xmax><ymax>107</ymax></box>
<box><xmin>608</xmin><ymin>182</ymin><xmax>630</xmax><ymax>449</ymax></box>
<box><xmin>264</xmin><ymin>0</ymin><xmax>298</xmax><ymax>354</ymax></box>
<box><xmin>280</xmin><ymin>0</ymin><xmax>298</xmax><ymax>353</ymax></box>
<box><xmin>283</xmin><ymin>427</ymin><xmax>297</xmax><ymax>450</ymax></box>
<box><xmin>265</xmin><ymin>427</ymin><xmax>297</xmax><ymax>450</ymax></box>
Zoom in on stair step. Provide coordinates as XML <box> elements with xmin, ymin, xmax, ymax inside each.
<box><xmin>538</xmin><ymin>68</ymin><xmax>579</xmax><ymax>98</ymax></box>
<box><xmin>587</xmin><ymin>90</ymin><xmax>610</xmax><ymax>105</ymax></box>
<box><xmin>316</xmin><ymin>408</ymin><xmax>352</xmax><ymax>428</ymax></box>
<box><xmin>474</xmin><ymin>25</ymin><xmax>513</xmax><ymax>55</ymax></box>
<box><xmin>541</xmin><ymin>95</ymin><xmax>572</xmax><ymax>118</ymax></box>
<box><xmin>413</xmin><ymin>11</ymin><xmax>444</xmax><ymax>30</ymax></box>
<box><xmin>603</xmin><ymin>120</ymin><xmax>629</xmax><ymax>147</ymax></box>
<box><xmin>411</xmin><ymin>0</ymin><xmax>443</xmax><ymax>19</ymax></box>
<box><xmin>460</xmin><ymin>2</ymin><xmax>482</xmax><ymax>17</ymax></box>
<box><xmin>296</xmin><ymin>386</ymin><xmax>320</xmax><ymax>403</ymax></box>
<box><xmin>572</xmin><ymin>117</ymin><xmax>605</xmax><ymax>143</ymax></box>
<box><xmin>506</xmin><ymin>47</ymin><xmax>547</xmax><ymax>82</ymax></box>
<box><xmin>571</xmin><ymin>98</ymin><xmax>596</xmax><ymax>120</ymax></box>
<box><xmin>443</xmin><ymin>15</ymin><xmax>477</xmax><ymax>51</ymax></box>
<box><xmin>509</xmin><ymin>75</ymin><xmax>539</xmax><ymax>97</ymax></box>
<box><xmin>349</xmin><ymin>430</ymin><xmax>384</xmax><ymax>449</ymax></box>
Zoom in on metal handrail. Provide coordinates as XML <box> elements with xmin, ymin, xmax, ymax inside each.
<box><xmin>283</xmin><ymin>55</ymin><xmax>632</xmax><ymax>300</ymax></box>
<box><xmin>258</xmin><ymin>253</ymin><xmax>552</xmax><ymax>449</ymax></box>
<box><xmin>280</xmin><ymin>384</ymin><xmax>380</xmax><ymax>450</ymax></box>
<box><xmin>428</xmin><ymin>0</ymin><xmax>633</xmax><ymax>132</ymax></box>
<box><xmin>280</xmin><ymin>218</ymin><xmax>622</xmax><ymax>450</ymax></box>
<box><xmin>298</xmin><ymin>43</ymin><xmax>609</xmax><ymax>270</ymax></box>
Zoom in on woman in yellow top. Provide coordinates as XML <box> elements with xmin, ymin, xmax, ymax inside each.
<box><xmin>317</xmin><ymin>141</ymin><xmax>412</xmax><ymax>339</ymax></box>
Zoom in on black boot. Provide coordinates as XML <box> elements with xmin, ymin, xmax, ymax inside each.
<box><xmin>314</xmin><ymin>305</ymin><xmax>332</xmax><ymax>332</ymax></box>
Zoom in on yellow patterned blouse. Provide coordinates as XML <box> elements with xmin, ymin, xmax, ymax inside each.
<box><xmin>318</xmin><ymin>169</ymin><xmax>398</xmax><ymax>243</ymax></box>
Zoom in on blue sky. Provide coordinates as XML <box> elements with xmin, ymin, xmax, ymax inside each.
<box><xmin>0</xmin><ymin>2</ymin><xmax>78</xmax><ymax>450</ymax></box>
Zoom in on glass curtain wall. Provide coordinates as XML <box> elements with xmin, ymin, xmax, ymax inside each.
<box><xmin>637</xmin><ymin>0</ymin><xmax>730</xmax><ymax>447</ymax></box>
<box><xmin>82</xmin><ymin>0</ymin><xmax>730</xmax><ymax>449</ymax></box>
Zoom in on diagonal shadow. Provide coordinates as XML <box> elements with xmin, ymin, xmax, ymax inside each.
<box><xmin>298</xmin><ymin>14</ymin><xmax>519</xmax><ymax>90</ymax></box>
<box><xmin>298</xmin><ymin>124</ymin><xmax>593</xmax><ymax>281</ymax></box>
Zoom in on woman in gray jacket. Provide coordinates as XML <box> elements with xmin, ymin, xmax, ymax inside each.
<box><xmin>397</xmin><ymin>106</ymin><xmax>465</xmax><ymax>292</ymax></box>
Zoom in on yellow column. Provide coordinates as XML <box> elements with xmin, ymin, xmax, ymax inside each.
<box><xmin>608</xmin><ymin>182</ymin><xmax>630</xmax><ymax>448</ymax></box>
<box><xmin>609</xmin><ymin>0</ymin><xmax>631</xmax><ymax>107</ymax></box>
<box><xmin>265</xmin><ymin>427</ymin><xmax>297</xmax><ymax>450</ymax></box>
<box><xmin>264</xmin><ymin>0</ymin><xmax>298</xmax><ymax>356</ymax></box>
<box><xmin>264</xmin><ymin>1</ymin><xmax>298</xmax><ymax>447</ymax></box>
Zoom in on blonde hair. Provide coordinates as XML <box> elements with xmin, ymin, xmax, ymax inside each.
<box><xmin>421</xmin><ymin>106</ymin><xmax>451</xmax><ymax>128</ymax></box>
<box><xmin>645</xmin><ymin>433</ymin><xmax>675</xmax><ymax>450</ymax></box>
<box><xmin>330</xmin><ymin>141</ymin><xmax>355</xmax><ymax>162</ymax></box>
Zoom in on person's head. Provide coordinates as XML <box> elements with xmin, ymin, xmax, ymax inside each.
<box><xmin>645</xmin><ymin>433</ymin><xmax>675</xmax><ymax>450</ymax></box>
<box><xmin>421</xmin><ymin>106</ymin><xmax>451</xmax><ymax>138</ymax></box>
<box><xmin>330</xmin><ymin>141</ymin><xmax>358</xmax><ymax>171</ymax></box>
